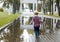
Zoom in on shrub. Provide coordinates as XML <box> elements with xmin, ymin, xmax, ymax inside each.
<box><xmin>0</xmin><ymin>8</ymin><xmax>3</xmax><ymax>12</ymax></box>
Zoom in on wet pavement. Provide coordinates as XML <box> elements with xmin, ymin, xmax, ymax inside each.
<box><xmin>20</xmin><ymin>29</ymin><xmax>60</xmax><ymax>42</ymax></box>
<box><xmin>20</xmin><ymin>12</ymin><xmax>60</xmax><ymax>42</ymax></box>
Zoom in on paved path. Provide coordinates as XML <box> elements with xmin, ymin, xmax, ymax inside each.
<box><xmin>20</xmin><ymin>12</ymin><xmax>60</xmax><ymax>42</ymax></box>
<box><xmin>20</xmin><ymin>29</ymin><xmax>60</xmax><ymax>42</ymax></box>
<box><xmin>20</xmin><ymin>25</ymin><xmax>34</xmax><ymax>29</ymax></box>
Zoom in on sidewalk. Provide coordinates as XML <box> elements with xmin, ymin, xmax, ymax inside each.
<box><xmin>20</xmin><ymin>29</ymin><xmax>60</xmax><ymax>42</ymax></box>
<box><xmin>20</xmin><ymin>12</ymin><xmax>60</xmax><ymax>42</ymax></box>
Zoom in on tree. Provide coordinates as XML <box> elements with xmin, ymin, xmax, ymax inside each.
<box><xmin>45</xmin><ymin>0</ymin><xmax>52</xmax><ymax>15</ymax></box>
<box><xmin>55</xmin><ymin>0</ymin><xmax>60</xmax><ymax>29</ymax></box>
<box><xmin>7</xmin><ymin>0</ymin><xmax>20</xmax><ymax>14</ymax></box>
<box><xmin>42</xmin><ymin>0</ymin><xmax>46</xmax><ymax>14</ymax></box>
<box><xmin>56</xmin><ymin>0</ymin><xmax>60</xmax><ymax>16</ymax></box>
<box><xmin>43</xmin><ymin>0</ymin><xmax>48</xmax><ymax>14</ymax></box>
<box><xmin>13</xmin><ymin>0</ymin><xmax>20</xmax><ymax>14</ymax></box>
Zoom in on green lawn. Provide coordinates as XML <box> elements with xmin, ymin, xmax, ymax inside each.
<box><xmin>44</xmin><ymin>14</ymin><xmax>60</xmax><ymax>18</ymax></box>
<box><xmin>39</xmin><ymin>12</ymin><xmax>60</xmax><ymax>18</ymax></box>
<box><xmin>0</xmin><ymin>12</ymin><xmax>20</xmax><ymax>27</ymax></box>
<box><xmin>43</xmin><ymin>13</ymin><xmax>60</xmax><ymax>18</ymax></box>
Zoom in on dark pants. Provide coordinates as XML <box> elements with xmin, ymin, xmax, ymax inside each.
<box><xmin>34</xmin><ymin>26</ymin><xmax>40</xmax><ymax>38</ymax></box>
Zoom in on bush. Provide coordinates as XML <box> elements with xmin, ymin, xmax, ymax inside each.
<box><xmin>0</xmin><ymin>8</ymin><xmax>3</xmax><ymax>12</ymax></box>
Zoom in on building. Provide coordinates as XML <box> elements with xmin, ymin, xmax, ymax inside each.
<box><xmin>20</xmin><ymin>0</ymin><xmax>42</xmax><ymax>12</ymax></box>
<box><xmin>20</xmin><ymin>0</ymin><xmax>58</xmax><ymax>14</ymax></box>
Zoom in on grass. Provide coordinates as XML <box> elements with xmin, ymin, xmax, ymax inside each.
<box><xmin>0</xmin><ymin>12</ymin><xmax>20</xmax><ymax>27</ymax></box>
<box><xmin>39</xmin><ymin>12</ymin><xmax>60</xmax><ymax>18</ymax></box>
<box><xmin>44</xmin><ymin>13</ymin><xmax>60</xmax><ymax>18</ymax></box>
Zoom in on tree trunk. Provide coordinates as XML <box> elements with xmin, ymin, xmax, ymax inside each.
<box><xmin>49</xmin><ymin>0</ymin><xmax>51</xmax><ymax>14</ymax></box>
<box><xmin>13</xmin><ymin>3</ymin><xmax>16</xmax><ymax>14</ymax></box>
<box><xmin>56</xmin><ymin>0</ymin><xmax>60</xmax><ymax>16</ymax></box>
<box><xmin>51</xmin><ymin>0</ymin><xmax>53</xmax><ymax>15</ymax></box>
<box><xmin>13</xmin><ymin>0</ymin><xmax>20</xmax><ymax>14</ymax></box>
<box><xmin>58</xmin><ymin>7</ymin><xmax>60</xmax><ymax>16</ymax></box>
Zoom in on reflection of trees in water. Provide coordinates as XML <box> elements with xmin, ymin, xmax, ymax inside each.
<box><xmin>45</xmin><ymin>18</ymin><xmax>51</xmax><ymax>29</ymax></box>
<box><xmin>0</xmin><ymin>18</ymin><xmax>21</xmax><ymax>42</ymax></box>
<box><xmin>7</xmin><ymin>18</ymin><xmax>20</xmax><ymax>42</ymax></box>
<box><xmin>29</xmin><ymin>4</ymin><xmax>33</xmax><ymax>11</ymax></box>
<box><xmin>56</xmin><ymin>20</ymin><xmax>60</xmax><ymax>29</ymax></box>
<box><xmin>28</xmin><ymin>17</ymin><xmax>32</xmax><ymax>24</ymax></box>
<box><xmin>22</xmin><ymin>16</ymin><xmax>24</xmax><ymax>25</ymax></box>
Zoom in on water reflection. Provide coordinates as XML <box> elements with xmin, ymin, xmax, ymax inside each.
<box><xmin>20</xmin><ymin>29</ymin><xmax>30</xmax><ymax>42</ymax></box>
<box><xmin>0</xmin><ymin>28</ymin><xmax>10</xmax><ymax>42</ymax></box>
<box><xmin>24</xmin><ymin>16</ymin><xmax>29</xmax><ymax>25</ymax></box>
<box><xmin>20</xmin><ymin>29</ymin><xmax>40</xmax><ymax>42</ymax></box>
<box><xmin>0</xmin><ymin>40</ymin><xmax>4</xmax><ymax>42</ymax></box>
<box><xmin>22</xmin><ymin>16</ymin><xmax>32</xmax><ymax>25</ymax></box>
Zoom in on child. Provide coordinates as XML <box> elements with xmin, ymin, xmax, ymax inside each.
<box><xmin>30</xmin><ymin>11</ymin><xmax>41</xmax><ymax>38</ymax></box>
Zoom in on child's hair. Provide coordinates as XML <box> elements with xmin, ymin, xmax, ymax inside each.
<box><xmin>34</xmin><ymin>11</ymin><xmax>38</xmax><ymax>15</ymax></box>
